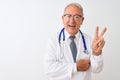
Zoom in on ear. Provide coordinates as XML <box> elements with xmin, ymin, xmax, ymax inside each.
<box><xmin>81</xmin><ymin>17</ymin><xmax>84</xmax><ymax>25</ymax></box>
<box><xmin>62</xmin><ymin>16</ymin><xmax>64</xmax><ymax>20</ymax></box>
<box><xmin>62</xmin><ymin>16</ymin><xmax>64</xmax><ymax>23</ymax></box>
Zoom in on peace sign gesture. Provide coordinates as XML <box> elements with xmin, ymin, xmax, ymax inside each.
<box><xmin>92</xmin><ymin>26</ymin><xmax>107</xmax><ymax>56</ymax></box>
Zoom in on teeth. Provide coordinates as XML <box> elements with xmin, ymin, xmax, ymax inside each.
<box><xmin>69</xmin><ymin>25</ymin><xmax>75</xmax><ymax>27</ymax></box>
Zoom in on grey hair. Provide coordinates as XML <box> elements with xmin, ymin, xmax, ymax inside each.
<box><xmin>64</xmin><ymin>3</ymin><xmax>84</xmax><ymax>16</ymax></box>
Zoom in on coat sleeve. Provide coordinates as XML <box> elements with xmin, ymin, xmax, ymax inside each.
<box><xmin>83</xmin><ymin>33</ymin><xmax>103</xmax><ymax>73</ymax></box>
<box><xmin>45</xmin><ymin>36</ymin><xmax>77</xmax><ymax>80</ymax></box>
<box><xmin>86</xmin><ymin>34</ymin><xmax>103</xmax><ymax>73</ymax></box>
<box><xmin>90</xmin><ymin>54</ymin><xmax>103</xmax><ymax>73</ymax></box>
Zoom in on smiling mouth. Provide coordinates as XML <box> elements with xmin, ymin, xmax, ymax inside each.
<box><xmin>68</xmin><ymin>24</ymin><xmax>76</xmax><ymax>28</ymax></box>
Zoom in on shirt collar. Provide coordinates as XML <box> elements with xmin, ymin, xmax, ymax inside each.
<box><xmin>64</xmin><ymin>29</ymin><xmax>80</xmax><ymax>41</ymax></box>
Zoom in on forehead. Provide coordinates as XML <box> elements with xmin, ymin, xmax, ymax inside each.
<box><xmin>64</xmin><ymin>5</ymin><xmax>82</xmax><ymax>14</ymax></box>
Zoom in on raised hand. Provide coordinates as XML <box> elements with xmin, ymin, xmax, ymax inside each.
<box><xmin>92</xmin><ymin>26</ymin><xmax>107</xmax><ymax>56</ymax></box>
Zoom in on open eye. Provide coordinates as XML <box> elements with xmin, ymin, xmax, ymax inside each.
<box><xmin>63</xmin><ymin>14</ymin><xmax>71</xmax><ymax>18</ymax></box>
<box><xmin>74</xmin><ymin>15</ymin><xmax>82</xmax><ymax>20</ymax></box>
<box><xmin>74</xmin><ymin>15</ymin><xmax>80</xmax><ymax>19</ymax></box>
<box><xmin>63</xmin><ymin>14</ymin><xmax>83</xmax><ymax>21</ymax></box>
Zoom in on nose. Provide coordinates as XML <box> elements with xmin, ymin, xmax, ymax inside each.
<box><xmin>69</xmin><ymin>16</ymin><xmax>75</xmax><ymax>23</ymax></box>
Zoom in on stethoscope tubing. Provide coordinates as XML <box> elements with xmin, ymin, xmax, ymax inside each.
<box><xmin>58</xmin><ymin>28</ymin><xmax>88</xmax><ymax>51</ymax></box>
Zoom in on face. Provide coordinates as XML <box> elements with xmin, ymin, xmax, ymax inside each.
<box><xmin>62</xmin><ymin>5</ymin><xmax>84</xmax><ymax>35</ymax></box>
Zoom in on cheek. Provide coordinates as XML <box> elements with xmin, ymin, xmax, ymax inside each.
<box><xmin>76</xmin><ymin>22</ymin><xmax>81</xmax><ymax>27</ymax></box>
<box><xmin>63</xmin><ymin>20</ymin><xmax>68</xmax><ymax>27</ymax></box>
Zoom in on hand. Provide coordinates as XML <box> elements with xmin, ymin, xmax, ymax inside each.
<box><xmin>76</xmin><ymin>59</ymin><xmax>90</xmax><ymax>71</ymax></box>
<box><xmin>92</xmin><ymin>26</ymin><xmax>107</xmax><ymax>56</ymax></box>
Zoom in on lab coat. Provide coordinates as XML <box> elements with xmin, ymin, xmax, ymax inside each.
<box><xmin>45</xmin><ymin>30</ymin><xmax>103</xmax><ymax>80</ymax></box>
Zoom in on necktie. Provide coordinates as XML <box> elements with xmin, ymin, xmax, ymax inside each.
<box><xmin>69</xmin><ymin>36</ymin><xmax>77</xmax><ymax>62</ymax></box>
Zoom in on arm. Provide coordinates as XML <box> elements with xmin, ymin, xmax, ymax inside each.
<box><xmin>90</xmin><ymin>54</ymin><xmax>103</xmax><ymax>73</ymax></box>
<box><xmin>90</xmin><ymin>27</ymin><xmax>107</xmax><ymax>73</ymax></box>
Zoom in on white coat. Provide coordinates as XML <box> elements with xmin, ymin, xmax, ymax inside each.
<box><xmin>45</xmin><ymin>29</ymin><xmax>103</xmax><ymax>80</ymax></box>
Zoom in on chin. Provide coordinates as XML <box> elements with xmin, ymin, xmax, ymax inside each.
<box><xmin>68</xmin><ymin>30</ymin><xmax>76</xmax><ymax>35</ymax></box>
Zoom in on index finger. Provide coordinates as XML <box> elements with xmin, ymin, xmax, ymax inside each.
<box><xmin>94</xmin><ymin>26</ymin><xmax>99</xmax><ymax>39</ymax></box>
<box><xmin>100</xmin><ymin>27</ymin><xmax>107</xmax><ymax>37</ymax></box>
<box><xmin>94</xmin><ymin>26</ymin><xmax>99</xmax><ymax>40</ymax></box>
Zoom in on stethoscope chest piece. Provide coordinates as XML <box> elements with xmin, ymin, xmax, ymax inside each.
<box><xmin>83</xmin><ymin>50</ymin><xmax>89</xmax><ymax>54</ymax></box>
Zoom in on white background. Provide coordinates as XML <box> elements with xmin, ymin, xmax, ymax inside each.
<box><xmin>0</xmin><ymin>0</ymin><xmax>120</xmax><ymax>80</ymax></box>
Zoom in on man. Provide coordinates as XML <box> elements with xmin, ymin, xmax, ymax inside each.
<box><xmin>45</xmin><ymin>3</ymin><xmax>107</xmax><ymax>80</ymax></box>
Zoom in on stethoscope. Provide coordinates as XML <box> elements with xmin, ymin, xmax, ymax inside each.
<box><xmin>58</xmin><ymin>28</ymin><xmax>89</xmax><ymax>59</ymax></box>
